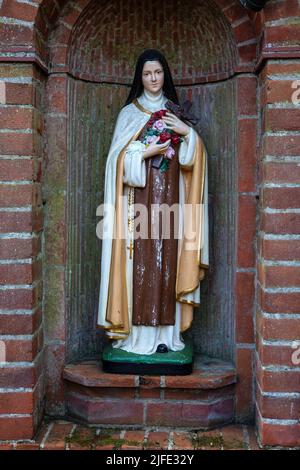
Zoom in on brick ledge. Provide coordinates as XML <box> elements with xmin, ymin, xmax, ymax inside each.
<box><xmin>63</xmin><ymin>355</ymin><xmax>237</xmax><ymax>390</ymax></box>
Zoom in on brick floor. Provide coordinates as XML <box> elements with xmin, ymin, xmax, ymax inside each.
<box><xmin>147</xmin><ymin>431</ymin><xmax>169</xmax><ymax>450</ymax></box>
<box><xmin>0</xmin><ymin>419</ymin><xmax>263</xmax><ymax>450</ymax></box>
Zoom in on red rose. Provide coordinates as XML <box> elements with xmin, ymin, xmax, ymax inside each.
<box><xmin>152</xmin><ymin>110</ymin><xmax>166</xmax><ymax>120</ymax></box>
<box><xmin>147</xmin><ymin>115</ymin><xmax>157</xmax><ymax>127</ymax></box>
<box><xmin>171</xmin><ymin>134</ymin><xmax>181</xmax><ymax>145</ymax></box>
<box><xmin>159</xmin><ymin>131</ymin><xmax>171</xmax><ymax>143</ymax></box>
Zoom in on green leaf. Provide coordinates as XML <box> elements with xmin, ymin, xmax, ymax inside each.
<box><xmin>160</xmin><ymin>158</ymin><xmax>169</xmax><ymax>173</ymax></box>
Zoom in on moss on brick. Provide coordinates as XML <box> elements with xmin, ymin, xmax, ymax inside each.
<box><xmin>43</xmin><ymin>266</ymin><xmax>64</xmax><ymax>331</ymax></box>
<box><xmin>65</xmin><ymin>427</ymin><xmax>141</xmax><ymax>450</ymax></box>
<box><xmin>192</xmin><ymin>433</ymin><xmax>247</xmax><ymax>450</ymax></box>
<box><xmin>65</xmin><ymin>428</ymin><xmax>95</xmax><ymax>449</ymax></box>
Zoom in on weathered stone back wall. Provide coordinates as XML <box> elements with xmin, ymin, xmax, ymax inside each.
<box><xmin>65</xmin><ymin>77</ymin><xmax>237</xmax><ymax>363</ymax></box>
<box><xmin>64</xmin><ymin>0</ymin><xmax>239</xmax><ymax>364</ymax></box>
<box><xmin>66</xmin><ymin>80</ymin><xmax>128</xmax><ymax>362</ymax></box>
<box><xmin>178</xmin><ymin>81</ymin><xmax>237</xmax><ymax>362</ymax></box>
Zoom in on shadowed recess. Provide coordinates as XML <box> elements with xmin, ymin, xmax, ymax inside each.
<box><xmin>65</xmin><ymin>0</ymin><xmax>237</xmax><ymax>363</ymax></box>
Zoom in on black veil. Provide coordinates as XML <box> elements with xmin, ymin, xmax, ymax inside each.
<box><xmin>123</xmin><ymin>49</ymin><xmax>179</xmax><ymax>107</ymax></box>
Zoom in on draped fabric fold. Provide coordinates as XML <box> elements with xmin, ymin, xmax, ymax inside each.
<box><xmin>176</xmin><ymin>132</ymin><xmax>207</xmax><ymax>331</ymax></box>
<box><xmin>104</xmin><ymin>127</ymin><xmax>146</xmax><ymax>334</ymax></box>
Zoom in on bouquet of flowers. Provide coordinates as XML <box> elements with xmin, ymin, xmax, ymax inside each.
<box><xmin>142</xmin><ymin>109</ymin><xmax>183</xmax><ymax>173</ymax></box>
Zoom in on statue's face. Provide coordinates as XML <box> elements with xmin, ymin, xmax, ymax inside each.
<box><xmin>142</xmin><ymin>60</ymin><xmax>164</xmax><ymax>95</ymax></box>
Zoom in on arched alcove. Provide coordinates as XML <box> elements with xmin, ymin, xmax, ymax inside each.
<box><xmin>62</xmin><ymin>0</ymin><xmax>239</xmax><ymax>363</ymax></box>
<box><xmin>68</xmin><ymin>0</ymin><xmax>237</xmax><ymax>83</ymax></box>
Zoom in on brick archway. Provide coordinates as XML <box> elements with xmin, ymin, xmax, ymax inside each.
<box><xmin>0</xmin><ymin>0</ymin><xmax>259</xmax><ymax>71</ymax></box>
<box><xmin>34</xmin><ymin>0</ymin><xmax>258</xmax><ymax>75</ymax></box>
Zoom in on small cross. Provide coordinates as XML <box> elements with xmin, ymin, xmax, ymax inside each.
<box><xmin>127</xmin><ymin>240</ymin><xmax>134</xmax><ymax>259</ymax></box>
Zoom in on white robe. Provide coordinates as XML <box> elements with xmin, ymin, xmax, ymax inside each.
<box><xmin>97</xmin><ymin>89</ymin><xmax>209</xmax><ymax>355</ymax></box>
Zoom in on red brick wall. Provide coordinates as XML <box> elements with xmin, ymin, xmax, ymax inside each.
<box><xmin>0</xmin><ymin>0</ymin><xmax>299</xmax><ymax>447</ymax></box>
<box><xmin>235</xmin><ymin>74</ymin><xmax>258</xmax><ymax>423</ymax></box>
<box><xmin>252</xmin><ymin>0</ymin><xmax>300</xmax><ymax>448</ymax></box>
<box><xmin>256</xmin><ymin>59</ymin><xmax>300</xmax><ymax>447</ymax></box>
<box><xmin>0</xmin><ymin>63</ymin><xmax>45</xmax><ymax>440</ymax></box>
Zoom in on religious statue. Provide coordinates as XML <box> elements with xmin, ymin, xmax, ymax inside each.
<box><xmin>97</xmin><ymin>49</ymin><xmax>209</xmax><ymax>374</ymax></box>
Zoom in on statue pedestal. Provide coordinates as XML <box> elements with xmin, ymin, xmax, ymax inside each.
<box><xmin>102</xmin><ymin>341</ymin><xmax>193</xmax><ymax>375</ymax></box>
<box><xmin>63</xmin><ymin>355</ymin><xmax>236</xmax><ymax>428</ymax></box>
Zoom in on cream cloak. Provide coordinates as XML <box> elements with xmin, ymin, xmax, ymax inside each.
<box><xmin>96</xmin><ymin>90</ymin><xmax>209</xmax><ymax>354</ymax></box>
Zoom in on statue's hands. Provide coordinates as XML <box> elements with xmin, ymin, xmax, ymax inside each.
<box><xmin>143</xmin><ymin>136</ymin><xmax>171</xmax><ymax>159</ymax></box>
<box><xmin>163</xmin><ymin>112</ymin><xmax>190</xmax><ymax>137</ymax></box>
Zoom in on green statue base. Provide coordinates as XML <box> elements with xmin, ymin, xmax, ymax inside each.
<box><xmin>102</xmin><ymin>341</ymin><xmax>194</xmax><ymax>375</ymax></box>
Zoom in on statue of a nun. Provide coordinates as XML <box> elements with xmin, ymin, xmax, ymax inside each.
<box><xmin>97</xmin><ymin>49</ymin><xmax>209</xmax><ymax>373</ymax></box>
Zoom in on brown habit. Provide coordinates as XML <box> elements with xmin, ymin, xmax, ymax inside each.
<box><xmin>132</xmin><ymin>125</ymin><xmax>180</xmax><ymax>326</ymax></box>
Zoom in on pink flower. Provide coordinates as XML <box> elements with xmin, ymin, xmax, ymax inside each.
<box><xmin>165</xmin><ymin>145</ymin><xmax>175</xmax><ymax>160</ymax></box>
<box><xmin>145</xmin><ymin>135</ymin><xmax>157</xmax><ymax>145</ymax></box>
<box><xmin>153</xmin><ymin>119</ymin><xmax>166</xmax><ymax>132</ymax></box>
